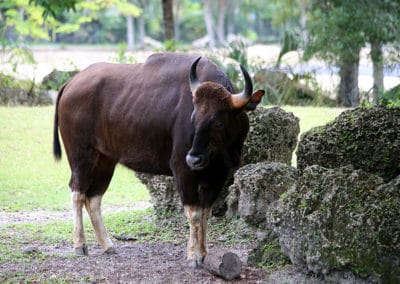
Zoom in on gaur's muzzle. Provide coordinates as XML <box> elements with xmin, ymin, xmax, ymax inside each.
<box><xmin>186</xmin><ymin>152</ymin><xmax>209</xmax><ymax>171</ymax></box>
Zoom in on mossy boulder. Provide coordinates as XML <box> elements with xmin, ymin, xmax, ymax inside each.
<box><xmin>226</xmin><ymin>162</ymin><xmax>297</xmax><ymax>224</ymax></box>
<box><xmin>297</xmin><ymin>106</ymin><xmax>400</xmax><ymax>182</ymax></box>
<box><xmin>247</xmin><ymin>230</ymin><xmax>291</xmax><ymax>270</ymax></box>
<box><xmin>243</xmin><ymin>106</ymin><xmax>299</xmax><ymax>165</ymax></box>
<box><xmin>266</xmin><ymin>165</ymin><xmax>400</xmax><ymax>282</ymax></box>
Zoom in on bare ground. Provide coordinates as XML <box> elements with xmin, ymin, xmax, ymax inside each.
<box><xmin>0</xmin><ymin>208</ymin><xmax>270</xmax><ymax>283</ymax></box>
<box><xmin>1</xmin><ymin>241</ymin><xmax>267</xmax><ymax>283</ymax></box>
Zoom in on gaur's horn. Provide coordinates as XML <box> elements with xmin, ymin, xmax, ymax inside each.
<box><xmin>231</xmin><ymin>64</ymin><xmax>253</xmax><ymax>109</ymax></box>
<box><xmin>189</xmin><ymin>57</ymin><xmax>201</xmax><ymax>95</ymax></box>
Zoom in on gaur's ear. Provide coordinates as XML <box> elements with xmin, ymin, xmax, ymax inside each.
<box><xmin>245</xmin><ymin>90</ymin><xmax>265</xmax><ymax>111</ymax></box>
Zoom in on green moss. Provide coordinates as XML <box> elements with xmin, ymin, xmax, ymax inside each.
<box><xmin>248</xmin><ymin>232</ymin><xmax>291</xmax><ymax>270</ymax></box>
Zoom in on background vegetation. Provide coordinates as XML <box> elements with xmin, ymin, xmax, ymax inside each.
<box><xmin>1</xmin><ymin>0</ymin><xmax>399</xmax><ymax>107</ymax></box>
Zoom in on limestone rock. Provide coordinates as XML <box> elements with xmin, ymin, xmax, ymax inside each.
<box><xmin>243</xmin><ymin>106</ymin><xmax>299</xmax><ymax>165</ymax></box>
<box><xmin>266</xmin><ymin>165</ymin><xmax>400</xmax><ymax>282</ymax></box>
<box><xmin>297</xmin><ymin>106</ymin><xmax>400</xmax><ymax>182</ymax></box>
<box><xmin>226</xmin><ymin>162</ymin><xmax>297</xmax><ymax>224</ymax></box>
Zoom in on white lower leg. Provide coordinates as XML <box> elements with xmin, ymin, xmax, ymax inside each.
<box><xmin>72</xmin><ymin>191</ymin><xmax>87</xmax><ymax>255</ymax></box>
<box><xmin>184</xmin><ymin>205</ymin><xmax>206</xmax><ymax>267</ymax></box>
<box><xmin>85</xmin><ymin>195</ymin><xmax>114</xmax><ymax>253</ymax></box>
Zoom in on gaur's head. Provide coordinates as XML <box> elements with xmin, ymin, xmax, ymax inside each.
<box><xmin>186</xmin><ymin>57</ymin><xmax>265</xmax><ymax>171</ymax></box>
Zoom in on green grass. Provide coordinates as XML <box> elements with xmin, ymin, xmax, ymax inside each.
<box><xmin>282</xmin><ymin>106</ymin><xmax>344</xmax><ymax>134</ymax></box>
<box><xmin>0</xmin><ymin>106</ymin><xmax>149</xmax><ymax>212</ymax></box>
<box><xmin>282</xmin><ymin>106</ymin><xmax>345</xmax><ymax>166</ymax></box>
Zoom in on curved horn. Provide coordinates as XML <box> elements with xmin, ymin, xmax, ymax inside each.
<box><xmin>231</xmin><ymin>64</ymin><xmax>253</xmax><ymax>109</ymax></box>
<box><xmin>189</xmin><ymin>56</ymin><xmax>201</xmax><ymax>95</ymax></box>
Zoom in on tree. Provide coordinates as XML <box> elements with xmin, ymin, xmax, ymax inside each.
<box><xmin>216</xmin><ymin>0</ymin><xmax>228</xmax><ymax>45</ymax></box>
<box><xmin>29</xmin><ymin>0</ymin><xmax>141</xmax><ymax>48</ymax></box>
<box><xmin>162</xmin><ymin>0</ymin><xmax>174</xmax><ymax>49</ymax></box>
<box><xmin>305</xmin><ymin>0</ymin><xmax>400</xmax><ymax>107</ymax></box>
<box><xmin>305</xmin><ymin>1</ymin><xmax>366</xmax><ymax>107</ymax></box>
<box><xmin>29</xmin><ymin>0</ymin><xmax>79</xmax><ymax>18</ymax></box>
<box><xmin>202</xmin><ymin>0</ymin><xmax>215</xmax><ymax>47</ymax></box>
<box><xmin>361</xmin><ymin>0</ymin><xmax>400</xmax><ymax>103</ymax></box>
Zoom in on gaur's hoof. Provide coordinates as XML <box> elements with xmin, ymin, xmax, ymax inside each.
<box><xmin>104</xmin><ymin>247</ymin><xmax>117</xmax><ymax>254</ymax></box>
<box><xmin>188</xmin><ymin>256</ymin><xmax>204</xmax><ymax>269</ymax></box>
<box><xmin>74</xmin><ymin>244</ymin><xmax>88</xmax><ymax>256</ymax></box>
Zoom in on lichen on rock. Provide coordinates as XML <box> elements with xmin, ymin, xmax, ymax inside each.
<box><xmin>226</xmin><ymin>162</ymin><xmax>297</xmax><ymax>225</ymax></box>
<box><xmin>297</xmin><ymin>106</ymin><xmax>400</xmax><ymax>182</ymax></box>
<box><xmin>266</xmin><ymin>165</ymin><xmax>400</xmax><ymax>282</ymax></box>
<box><xmin>243</xmin><ymin>106</ymin><xmax>300</xmax><ymax>165</ymax></box>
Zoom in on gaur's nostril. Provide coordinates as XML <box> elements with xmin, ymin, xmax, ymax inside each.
<box><xmin>186</xmin><ymin>154</ymin><xmax>207</xmax><ymax>170</ymax></box>
<box><xmin>186</xmin><ymin>154</ymin><xmax>201</xmax><ymax>166</ymax></box>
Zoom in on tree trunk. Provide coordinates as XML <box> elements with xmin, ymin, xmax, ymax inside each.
<box><xmin>299</xmin><ymin>3</ymin><xmax>308</xmax><ymax>46</ymax></box>
<box><xmin>338</xmin><ymin>59</ymin><xmax>360</xmax><ymax>107</ymax></box>
<box><xmin>137</xmin><ymin>14</ymin><xmax>145</xmax><ymax>49</ymax></box>
<box><xmin>216</xmin><ymin>0</ymin><xmax>227</xmax><ymax>45</ymax></box>
<box><xmin>126</xmin><ymin>15</ymin><xmax>135</xmax><ymax>51</ymax></box>
<box><xmin>203</xmin><ymin>0</ymin><xmax>215</xmax><ymax>48</ymax></box>
<box><xmin>226</xmin><ymin>1</ymin><xmax>237</xmax><ymax>36</ymax></box>
<box><xmin>371</xmin><ymin>41</ymin><xmax>384</xmax><ymax>104</ymax></box>
<box><xmin>173</xmin><ymin>0</ymin><xmax>181</xmax><ymax>43</ymax></box>
<box><xmin>162</xmin><ymin>0</ymin><xmax>175</xmax><ymax>42</ymax></box>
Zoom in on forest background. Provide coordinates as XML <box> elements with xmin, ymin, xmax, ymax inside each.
<box><xmin>0</xmin><ymin>0</ymin><xmax>399</xmax><ymax>107</ymax></box>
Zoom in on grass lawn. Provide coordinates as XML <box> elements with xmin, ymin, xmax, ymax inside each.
<box><xmin>0</xmin><ymin>106</ymin><xmax>148</xmax><ymax>212</ymax></box>
<box><xmin>0</xmin><ymin>105</ymin><xmax>344</xmax><ymax>212</ymax></box>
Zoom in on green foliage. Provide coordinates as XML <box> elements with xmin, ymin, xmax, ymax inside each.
<box><xmin>379</xmin><ymin>84</ymin><xmax>400</xmax><ymax>107</ymax></box>
<box><xmin>210</xmin><ymin>40</ymin><xmax>255</xmax><ymax>93</ymax></box>
<box><xmin>163</xmin><ymin>38</ymin><xmax>176</xmax><ymax>52</ymax></box>
<box><xmin>109</xmin><ymin>43</ymin><xmax>137</xmax><ymax>63</ymax></box>
<box><xmin>305</xmin><ymin>0</ymin><xmax>400</xmax><ymax>66</ymax></box>
<box><xmin>227</xmin><ymin>40</ymin><xmax>249</xmax><ymax>68</ymax></box>
<box><xmin>304</xmin><ymin>1</ymin><xmax>365</xmax><ymax>66</ymax></box>
<box><xmin>29</xmin><ymin>0</ymin><xmax>79</xmax><ymax>18</ymax></box>
<box><xmin>276</xmin><ymin>30</ymin><xmax>299</xmax><ymax>67</ymax></box>
<box><xmin>248</xmin><ymin>231</ymin><xmax>291</xmax><ymax>270</ymax></box>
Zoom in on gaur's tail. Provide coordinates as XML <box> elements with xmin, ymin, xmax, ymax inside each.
<box><xmin>53</xmin><ymin>82</ymin><xmax>68</xmax><ymax>161</ymax></box>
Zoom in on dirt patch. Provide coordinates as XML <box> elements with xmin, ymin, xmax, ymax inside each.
<box><xmin>0</xmin><ymin>205</ymin><xmax>271</xmax><ymax>283</ymax></box>
<box><xmin>1</xmin><ymin>240</ymin><xmax>267</xmax><ymax>283</ymax></box>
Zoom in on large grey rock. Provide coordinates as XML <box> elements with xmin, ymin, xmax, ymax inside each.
<box><xmin>297</xmin><ymin>106</ymin><xmax>400</xmax><ymax>182</ymax></box>
<box><xmin>243</xmin><ymin>106</ymin><xmax>299</xmax><ymax>165</ymax></box>
<box><xmin>226</xmin><ymin>162</ymin><xmax>297</xmax><ymax>224</ymax></box>
<box><xmin>266</xmin><ymin>165</ymin><xmax>400</xmax><ymax>282</ymax></box>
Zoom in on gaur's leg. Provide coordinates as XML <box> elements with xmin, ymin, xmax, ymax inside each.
<box><xmin>84</xmin><ymin>154</ymin><xmax>116</xmax><ymax>254</ymax></box>
<box><xmin>85</xmin><ymin>194</ymin><xmax>115</xmax><ymax>254</ymax></box>
<box><xmin>69</xmin><ymin>152</ymin><xmax>115</xmax><ymax>255</ymax></box>
<box><xmin>71</xmin><ymin>190</ymin><xmax>88</xmax><ymax>255</ymax></box>
<box><xmin>184</xmin><ymin>205</ymin><xmax>212</xmax><ymax>268</ymax></box>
